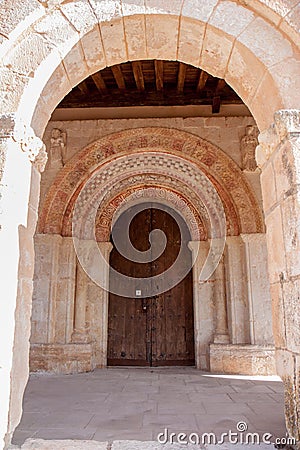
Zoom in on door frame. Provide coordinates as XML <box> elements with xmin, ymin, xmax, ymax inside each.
<box><xmin>99</xmin><ymin>245</ymin><xmax>211</xmax><ymax>370</ymax></box>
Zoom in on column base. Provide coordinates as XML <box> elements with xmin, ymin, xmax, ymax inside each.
<box><xmin>213</xmin><ymin>334</ymin><xmax>230</xmax><ymax>344</ymax></box>
<box><xmin>71</xmin><ymin>329</ymin><xmax>91</xmax><ymax>344</ymax></box>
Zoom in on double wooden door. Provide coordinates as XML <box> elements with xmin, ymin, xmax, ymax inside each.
<box><xmin>107</xmin><ymin>205</ymin><xmax>195</xmax><ymax>366</ymax></box>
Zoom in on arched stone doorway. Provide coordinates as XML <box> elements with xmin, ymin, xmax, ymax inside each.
<box><xmin>0</xmin><ymin>1</ymin><xmax>299</xmax><ymax>448</ymax></box>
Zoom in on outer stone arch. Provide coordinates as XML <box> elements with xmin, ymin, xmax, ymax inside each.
<box><xmin>0</xmin><ymin>1</ymin><xmax>298</xmax><ymax>136</ymax></box>
<box><xmin>1</xmin><ymin>1</ymin><xmax>300</xmax><ymax>448</ymax></box>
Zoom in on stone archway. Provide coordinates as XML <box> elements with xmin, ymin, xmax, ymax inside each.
<box><xmin>0</xmin><ymin>1</ymin><xmax>299</xmax><ymax>448</ymax></box>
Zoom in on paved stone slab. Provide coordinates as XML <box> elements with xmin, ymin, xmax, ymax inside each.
<box><xmin>15</xmin><ymin>439</ymin><xmax>108</xmax><ymax>449</ymax></box>
<box><xmin>111</xmin><ymin>440</ymin><xmax>204</xmax><ymax>449</ymax></box>
<box><xmin>12</xmin><ymin>368</ymin><xmax>285</xmax><ymax>446</ymax></box>
<box><xmin>10</xmin><ymin>438</ymin><xmax>285</xmax><ymax>449</ymax></box>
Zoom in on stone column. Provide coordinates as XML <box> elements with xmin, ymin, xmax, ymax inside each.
<box><xmin>213</xmin><ymin>257</ymin><xmax>230</xmax><ymax>344</ymax></box>
<box><xmin>257</xmin><ymin>109</ymin><xmax>300</xmax><ymax>446</ymax></box>
<box><xmin>225</xmin><ymin>235</ymin><xmax>250</xmax><ymax>344</ymax></box>
<box><xmin>188</xmin><ymin>241</ymin><xmax>214</xmax><ymax>370</ymax></box>
<box><xmin>0</xmin><ymin>115</ymin><xmax>47</xmax><ymax>448</ymax></box>
<box><xmin>60</xmin><ymin>237</ymin><xmax>77</xmax><ymax>344</ymax></box>
<box><xmin>241</xmin><ymin>233</ymin><xmax>273</xmax><ymax>346</ymax></box>
<box><xmin>97</xmin><ymin>242</ymin><xmax>113</xmax><ymax>367</ymax></box>
<box><xmin>72</xmin><ymin>260</ymin><xmax>90</xmax><ymax>343</ymax></box>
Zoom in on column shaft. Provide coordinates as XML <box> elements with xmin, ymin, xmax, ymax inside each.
<box><xmin>213</xmin><ymin>257</ymin><xmax>230</xmax><ymax>344</ymax></box>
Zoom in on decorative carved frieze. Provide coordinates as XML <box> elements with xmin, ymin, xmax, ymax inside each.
<box><xmin>38</xmin><ymin>128</ymin><xmax>264</xmax><ymax>236</ymax></box>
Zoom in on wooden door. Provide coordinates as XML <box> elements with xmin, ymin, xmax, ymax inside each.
<box><xmin>107</xmin><ymin>204</ymin><xmax>195</xmax><ymax>366</ymax></box>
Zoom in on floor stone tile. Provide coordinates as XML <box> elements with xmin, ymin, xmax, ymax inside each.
<box><xmin>11</xmin><ymin>430</ymin><xmax>38</xmax><ymax>446</ymax></box>
<box><xmin>13</xmin><ymin>368</ymin><xmax>286</xmax><ymax>446</ymax></box>
<box><xmin>32</xmin><ymin>428</ymin><xmax>96</xmax><ymax>440</ymax></box>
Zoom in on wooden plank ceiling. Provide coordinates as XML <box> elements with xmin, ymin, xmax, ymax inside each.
<box><xmin>58</xmin><ymin>60</ymin><xmax>243</xmax><ymax>113</ymax></box>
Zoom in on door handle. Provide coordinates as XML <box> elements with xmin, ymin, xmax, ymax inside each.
<box><xmin>142</xmin><ymin>298</ymin><xmax>147</xmax><ymax>311</ymax></box>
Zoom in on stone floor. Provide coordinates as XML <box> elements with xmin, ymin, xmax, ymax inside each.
<box><xmin>12</xmin><ymin>367</ymin><xmax>287</xmax><ymax>448</ymax></box>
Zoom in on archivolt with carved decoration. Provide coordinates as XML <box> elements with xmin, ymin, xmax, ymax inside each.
<box><xmin>38</xmin><ymin>128</ymin><xmax>264</xmax><ymax>236</ymax></box>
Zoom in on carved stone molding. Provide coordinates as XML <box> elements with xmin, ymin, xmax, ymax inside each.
<box><xmin>256</xmin><ymin>109</ymin><xmax>300</xmax><ymax>168</ymax></box>
<box><xmin>0</xmin><ymin>114</ymin><xmax>47</xmax><ymax>172</ymax></box>
<box><xmin>38</xmin><ymin>128</ymin><xmax>264</xmax><ymax>235</ymax></box>
<box><xmin>94</xmin><ymin>185</ymin><xmax>205</xmax><ymax>241</ymax></box>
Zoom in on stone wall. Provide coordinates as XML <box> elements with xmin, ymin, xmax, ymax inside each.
<box><xmin>257</xmin><ymin>110</ymin><xmax>300</xmax><ymax>444</ymax></box>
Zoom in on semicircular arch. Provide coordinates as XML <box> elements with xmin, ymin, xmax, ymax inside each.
<box><xmin>38</xmin><ymin>127</ymin><xmax>264</xmax><ymax>237</ymax></box>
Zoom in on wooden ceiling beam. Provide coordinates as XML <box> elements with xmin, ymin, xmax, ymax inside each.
<box><xmin>196</xmin><ymin>70</ymin><xmax>209</xmax><ymax>93</ymax></box>
<box><xmin>92</xmin><ymin>72</ymin><xmax>108</xmax><ymax>95</ymax></box>
<box><xmin>212</xmin><ymin>96</ymin><xmax>221</xmax><ymax>114</ymax></box>
<box><xmin>132</xmin><ymin>61</ymin><xmax>145</xmax><ymax>92</ymax></box>
<box><xmin>177</xmin><ymin>62</ymin><xmax>187</xmax><ymax>93</ymax></box>
<box><xmin>216</xmin><ymin>78</ymin><xmax>226</xmax><ymax>94</ymax></box>
<box><xmin>111</xmin><ymin>65</ymin><xmax>126</xmax><ymax>91</ymax></box>
<box><xmin>77</xmin><ymin>80</ymin><xmax>89</xmax><ymax>94</ymax></box>
<box><xmin>154</xmin><ymin>60</ymin><xmax>164</xmax><ymax>91</ymax></box>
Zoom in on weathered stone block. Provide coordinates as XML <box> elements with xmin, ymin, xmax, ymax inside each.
<box><xmin>123</xmin><ymin>15</ymin><xmax>147</xmax><ymax>61</ymax></box>
<box><xmin>33</xmin><ymin>9</ymin><xmax>78</xmax><ymax>55</ymax></box>
<box><xmin>182</xmin><ymin>0</ymin><xmax>219</xmax><ymax>22</ymax></box>
<box><xmin>178</xmin><ymin>17</ymin><xmax>204</xmax><ymax>67</ymax></box>
<box><xmin>63</xmin><ymin>42</ymin><xmax>90</xmax><ymax>88</ymax></box>
<box><xmin>145</xmin><ymin>0</ymin><xmax>182</xmax><ymax>15</ymax></box>
<box><xmin>210</xmin><ymin>344</ymin><xmax>276</xmax><ymax>375</ymax></box>
<box><xmin>100</xmin><ymin>18</ymin><xmax>127</xmax><ymax>66</ymax></box>
<box><xmin>265</xmin><ymin>205</ymin><xmax>287</xmax><ymax>284</ymax></box>
<box><xmin>269</xmin><ymin>282</ymin><xmax>287</xmax><ymax>350</ymax></box>
<box><xmin>238</xmin><ymin>17</ymin><xmax>293</xmax><ymax>69</ymax></box>
<box><xmin>81</xmin><ymin>27</ymin><xmax>106</xmax><ymax>73</ymax></box>
<box><xmin>20</xmin><ymin>439</ymin><xmax>108</xmax><ymax>449</ymax></box>
<box><xmin>0</xmin><ymin>0</ymin><xmax>43</xmax><ymax>42</ymax></box>
<box><xmin>209</xmin><ymin>1</ymin><xmax>255</xmax><ymax>38</ymax></box>
<box><xmin>60</xmin><ymin>0</ymin><xmax>98</xmax><ymax>36</ymax></box>
<box><xmin>261</xmin><ymin>159</ymin><xmax>277</xmax><ymax>212</ymax></box>
<box><xmin>271</xmin><ymin>57</ymin><xmax>300</xmax><ymax>110</ymax></box>
<box><xmin>200</xmin><ymin>25</ymin><xmax>233</xmax><ymax>79</ymax></box>
<box><xmin>226</xmin><ymin>41</ymin><xmax>266</xmax><ymax>107</ymax></box>
<box><xmin>30</xmin><ymin>344</ymin><xmax>95</xmax><ymax>374</ymax></box>
<box><xmin>145</xmin><ymin>15</ymin><xmax>179</xmax><ymax>60</ymax></box>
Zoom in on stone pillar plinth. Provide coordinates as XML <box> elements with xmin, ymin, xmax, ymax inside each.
<box><xmin>213</xmin><ymin>257</ymin><xmax>230</xmax><ymax>344</ymax></box>
<box><xmin>257</xmin><ymin>109</ymin><xmax>300</xmax><ymax>446</ymax></box>
<box><xmin>225</xmin><ymin>235</ymin><xmax>250</xmax><ymax>344</ymax></box>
